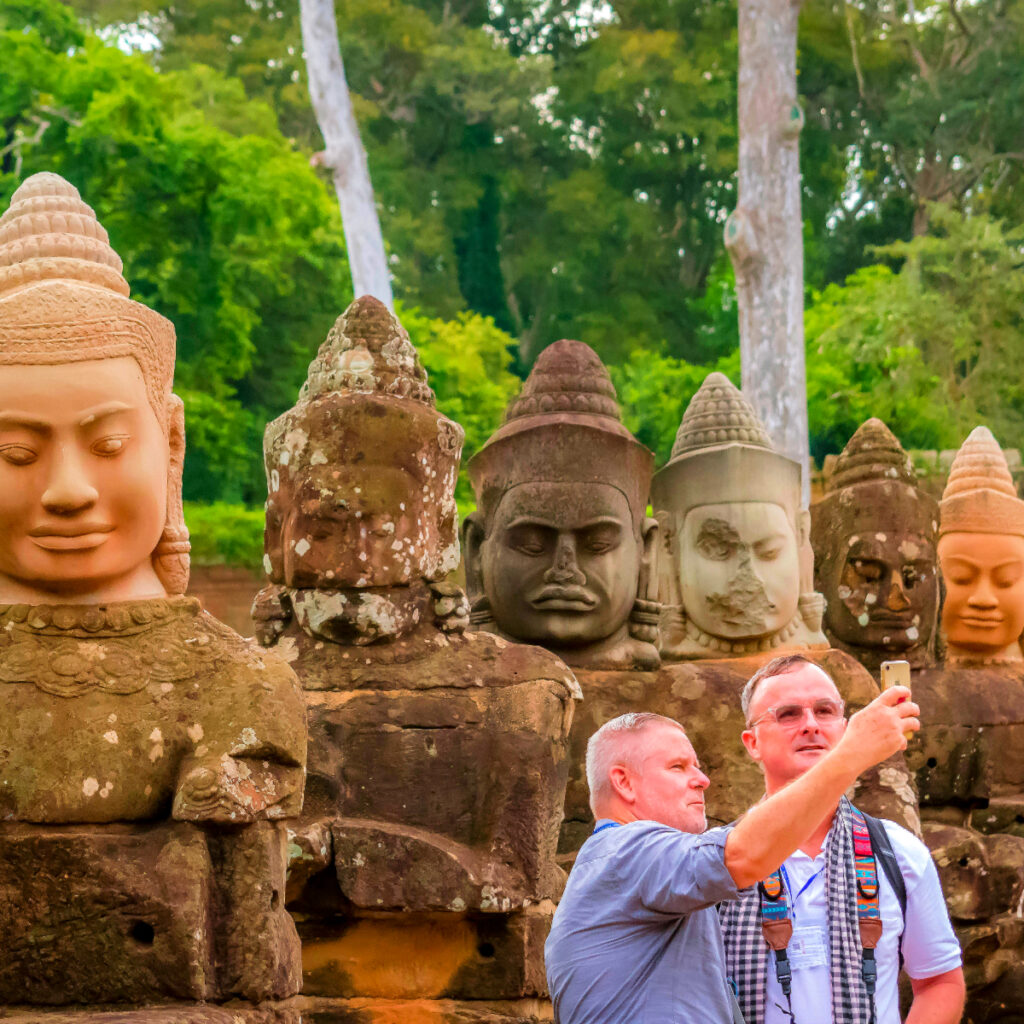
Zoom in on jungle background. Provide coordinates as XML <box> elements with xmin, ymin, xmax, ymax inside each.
<box><xmin>3</xmin><ymin>0</ymin><xmax>1024</xmax><ymax>567</ymax></box>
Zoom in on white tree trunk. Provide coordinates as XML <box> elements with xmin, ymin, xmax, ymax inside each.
<box><xmin>725</xmin><ymin>0</ymin><xmax>809</xmax><ymax>503</ymax></box>
<box><xmin>300</xmin><ymin>0</ymin><xmax>394</xmax><ymax>308</ymax></box>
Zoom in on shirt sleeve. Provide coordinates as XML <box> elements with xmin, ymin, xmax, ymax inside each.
<box><xmin>623</xmin><ymin>823</ymin><xmax>740</xmax><ymax>916</ymax></box>
<box><xmin>885</xmin><ymin>823</ymin><xmax>964</xmax><ymax>980</ymax></box>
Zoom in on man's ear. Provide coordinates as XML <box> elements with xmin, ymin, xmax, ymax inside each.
<box><xmin>462</xmin><ymin>512</ymin><xmax>487</xmax><ymax>603</ymax></box>
<box><xmin>608</xmin><ymin>764</ymin><xmax>636</xmax><ymax>805</ymax></box>
<box><xmin>741</xmin><ymin>727</ymin><xmax>762</xmax><ymax>764</ymax></box>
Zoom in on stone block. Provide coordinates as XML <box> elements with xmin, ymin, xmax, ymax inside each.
<box><xmin>297</xmin><ymin>909</ymin><xmax>551</xmax><ymax>1001</ymax></box>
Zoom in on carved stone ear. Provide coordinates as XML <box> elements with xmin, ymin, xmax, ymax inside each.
<box><xmin>462</xmin><ymin>512</ymin><xmax>487</xmax><ymax>606</ymax></box>
<box><xmin>638</xmin><ymin>515</ymin><xmax>660</xmax><ymax>604</ymax></box>
<box><xmin>153</xmin><ymin>394</ymin><xmax>190</xmax><ymax>594</ymax></box>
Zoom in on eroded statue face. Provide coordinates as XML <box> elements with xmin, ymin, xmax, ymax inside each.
<box><xmin>479</xmin><ymin>481</ymin><xmax>641</xmax><ymax>647</ymax></box>
<box><xmin>680</xmin><ymin>502</ymin><xmax>799</xmax><ymax>639</ymax></box>
<box><xmin>938</xmin><ymin>531</ymin><xmax>1024</xmax><ymax>655</ymax></box>
<box><xmin>0</xmin><ymin>357</ymin><xmax>168</xmax><ymax>602</ymax></box>
<box><xmin>268</xmin><ymin>461</ymin><xmax>427</xmax><ymax>589</ymax></box>
<box><xmin>825</xmin><ymin>532</ymin><xmax>938</xmax><ymax>653</ymax></box>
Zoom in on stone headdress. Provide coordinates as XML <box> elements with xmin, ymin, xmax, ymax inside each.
<box><xmin>652</xmin><ymin>371</ymin><xmax>801</xmax><ymax>518</ymax></box>
<box><xmin>0</xmin><ymin>172</ymin><xmax>189</xmax><ymax>593</ymax></box>
<box><xmin>940</xmin><ymin>426</ymin><xmax>1024</xmax><ymax>537</ymax></box>
<box><xmin>468</xmin><ymin>340</ymin><xmax>654</xmax><ymax>530</ymax></box>
<box><xmin>814</xmin><ymin>417</ymin><xmax>938</xmax><ymax>550</ymax></box>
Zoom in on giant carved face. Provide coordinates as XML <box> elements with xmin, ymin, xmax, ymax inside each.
<box><xmin>479</xmin><ymin>481</ymin><xmax>641</xmax><ymax>647</ymax></box>
<box><xmin>0</xmin><ymin>357</ymin><xmax>168</xmax><ymax>602</ymax></box>
<box><xmin>680</xmin><ymin>502</ymin><xmax>800</xmax><ymax>639</ymax></box>
<box><xmin>264</xmin><ymin>395</ymin><xmax>461</xmax><ymax>589</ymax></box>
<box><xmin>938</xmin><ymin>531</ymin><xmax>1024</xmax><ymax>656</ymax></box>
<box><xmin>824</xmin><ymin>531</ymin><xmax>938</xmax><ymax>654</ymax></box>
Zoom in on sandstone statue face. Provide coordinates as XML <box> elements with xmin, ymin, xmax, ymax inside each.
<box><xmin>680</xmin><ymin>502</ymin><xmax>800</xmax><ymax>639</ymax></box>
<box><xmin>0</xmin><ymin>357</ymin><xmax>168</xmax><ymax>601</ymax></box>
<box><xmin>938</xmin><ymin>531</ymin><xmax>1024</xmax><ymax>655</ymax></box>
<box><xmin>270</xmin><ymin>459</ymin><xmax>426</xmax><ymax>589</ymax></box>
<box><xmin>825</xmin><ymin>531</ymin><xmax>938</xmax><ymax>653</ymax></box>
<box><xmin>480</xmin><ymin>481</ymin><xmax>641</xmax><ymax>647</ymax></box>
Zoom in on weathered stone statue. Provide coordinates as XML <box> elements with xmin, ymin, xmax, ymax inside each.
<box><xmin>464</xmin><ymin>339</ymin><xmax>659</xmax><ymax>670</ymax></box>
<box><xmin>0</xmin><ymin>173</ymin><xmax>306</xmax><ymax>1019</ymax></box>
<box><xmin>253</xmin><ymin>296</ymin><xmax>580</xmax><ymax>1022</ymax></box>
<box><xmin>937</xmin><ymin>425</ymin><xmax>1024</xmax><ymax>665</ymax></box>
<box><xmin>520</xmin><ymin>373</ymin><xmax>917</xmax><ymax>862</ymax></box>
<box><xmin>906</xmin><ymin>427</ymin><xmax>1024</xmax><ymax>1021</ymax></box>
<box><xmin>651</xmin><ymin>372</ymin><xmax>826</xmax><ymax>658</ymax></box>
<box><xmin>811</xmin><ymin>418</ymin><xmax>940</xmax><ymax>672</ymax></box>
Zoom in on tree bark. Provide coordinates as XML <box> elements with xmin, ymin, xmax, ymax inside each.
<box><xmin>725</xmin><ymin>0</ymin><xmax>809</xmax><ymax>503</ymax></box>
<box><xmin>300</xmin><ymin>0</ymin><xmax>394</xmax><ymax>308</ymax></box>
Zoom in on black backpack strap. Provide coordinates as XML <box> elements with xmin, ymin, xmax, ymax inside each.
<box><xmin>861</xmin><ymin>811</ymin><xmax>907</xmax><ymax>970</ymax></box>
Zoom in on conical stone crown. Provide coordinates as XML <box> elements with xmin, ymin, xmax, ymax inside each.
<box><xmin>828</xmin><ymin>418</ymin><xmax>915</xmax><ymax>491</ymax></box>
<box><xmin>301</xmin><ymin>295</ymin><xmax>434</xmax><ymax>406</ymax></box>
<box><xmin>505</xmin><ymin>340</ymin><xmax>620</xmax><ymax>422</ymax></box>
<box><xmin>671</xmin><ymin>371</ymin><xmax>773</xmax><ymax>458</ymax></box>
<box><xmin>0</xmin><ymin>172</ymin><xmax>129</xmax><ymax>299</ymax></box>
<box><xmin>943</xmin><ymin>426</ymin><xmax>1017</xmax><ymax>501</ymax></box>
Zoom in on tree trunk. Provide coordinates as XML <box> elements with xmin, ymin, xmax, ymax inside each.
<box><xmin>725</xmin><ymin>0</ymin><xmax>809</xmax><ymax>503</ymax></box>
<box><xmin>299</xmin><ymin>0</ymin><xmax>394</xmax><ymax>308</ymax></box>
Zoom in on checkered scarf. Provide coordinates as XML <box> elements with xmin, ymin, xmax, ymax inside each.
<box><xmin>719</xmin><ymin>798</ymin><xmax>873</xmax><ymax>1024</ymax></box>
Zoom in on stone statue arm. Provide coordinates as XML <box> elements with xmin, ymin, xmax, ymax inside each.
<box><xmin>172</xmin><ymin>652</ymin><xmax>307</xmax><ymax>824</ymax></box>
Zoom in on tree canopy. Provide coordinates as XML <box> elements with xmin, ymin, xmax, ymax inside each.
<box><xmin>4</xmin><ymin>0</ymin><xmax>1024</xmax><ymax>540</ymax></box>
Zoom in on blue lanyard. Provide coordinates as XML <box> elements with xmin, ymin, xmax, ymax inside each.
<box><xmin>593</xmin><ymin>820</ymin><xmax>621</xmax><ymax>835</ymax></box>
<box><xmin>779</xmin><ymin>861</ymin><xmax>825</xmax><ymax>919</ymax></box>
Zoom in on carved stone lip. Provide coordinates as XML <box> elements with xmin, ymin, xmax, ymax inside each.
<box><xmin>529</xmin><ymin>586</ymin><xmax>598</xmax><ymax>611</ymax></box>
<box><xmin>29</xmin><ymin>523</ymin><xmax>114</xmax><ymax>551</ymax></box>
<box><xmin>867</xmin><ymin>612</ymin><xmax>914</xmax><ymax>627</ymax></box>
<box><xmin>956</xmin><ymin>615</ymin><xmax>1004</xmax><ymax>628</ymax></box>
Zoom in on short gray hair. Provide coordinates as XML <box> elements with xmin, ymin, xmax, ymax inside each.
<box><xmin>741</xmin><ymin>654</ymin><xmax>832</xmax><ymax>722</ymax></box>
<box><xmin>585</xmin><ymin>712</ymin><xmax>686</xmax><ymax>813</ymax></box>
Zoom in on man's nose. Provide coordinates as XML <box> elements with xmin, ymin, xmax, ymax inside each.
<box><xmin>41</xmin><ymin>444</ymin><xmax>99</xmax><ymax>515</ymax></box>
<box><xmin>885</xmin><ymin>571</ymin><xmax>912</xmax><ymax>612</ymax></box>
<box><xmin>544</xmin><ymin>534</ymin><xmax>585</xmax><ymax>585</ymax></box>
<box><xmin>693</xmin><ymin>770</ymin><xmax>711</xmax><ymax>791</ymax></box>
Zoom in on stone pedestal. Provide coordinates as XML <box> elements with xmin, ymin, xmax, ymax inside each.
<box><xmin>0</xmin><ymin>821</ymin><xmax>300</xmax><ymax>1014</ymax></box>
<box><xmin>907</xmin><ymin>665</ymin><xmax>1024</xmax><ymax>1022</ymax></box>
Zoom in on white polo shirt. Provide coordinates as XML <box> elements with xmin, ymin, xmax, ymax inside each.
<box><xmin>764</xmin><ymin>820</ymin><xmax>962</xmax><ymax>1024</ymax></box>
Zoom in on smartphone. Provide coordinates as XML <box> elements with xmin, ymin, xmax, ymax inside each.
<box><xmin>880</xmin><ymin>660</ymin><xmax>913</xmax><ymax>740</ymax></box>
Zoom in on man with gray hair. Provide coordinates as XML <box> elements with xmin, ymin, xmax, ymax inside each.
<box><xmin>544</xmin><ymin>683</ymin><xmax>920</xmax><ymax>1023</ymax></box>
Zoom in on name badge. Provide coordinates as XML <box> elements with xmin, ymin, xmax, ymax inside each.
<box><xmin>788</xmin><ymin>926</ymin><xmax>828</xmax><ymax>970</ymax></box>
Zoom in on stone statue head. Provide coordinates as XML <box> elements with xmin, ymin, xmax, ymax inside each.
<box><xmin>263</xmin><ymin>296</ymin><xmax>464</xmax><ymax>595</ymax></box>
<box><xmin>651</xmin><ymin>372</ymin><xmax>826</xmax><ymax>658</ymax></box>
<box><xmin>0</xmin><ymin>173</ymin><xmax>189</xmax><ymax>603</ymax></box>
<box><xmin>938</xmin><ymin>426</ymin><xmax>1024</xmax><ymax>664</ymax></box>
<box><xmin>811</xmin><ymin>418</ymin><xmax>939</xmax><ymax>670</ymax></box>
<box><xmin>464</xmin><ymin>340</ymin><xmax>659</xmax><ymax>669</ymax></box>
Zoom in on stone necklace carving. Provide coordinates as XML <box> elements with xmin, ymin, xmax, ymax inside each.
<box><xmin>0</xmin><ymin>597</ymin><xmax>223</xmax><ymax>698</ymax></box>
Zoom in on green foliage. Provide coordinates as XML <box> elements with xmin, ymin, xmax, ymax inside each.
<box><xmin>404</xmin><ymin>305</ymin><xmax>521</xmax><ymax>513</ymax></box>
<box><xmin>0</xmin><ymin>8</ymin><xmax>351</xmax><ymax>503</ymax></box>
<box><xmin>183</xmin><ymin>501</ymin><xmax>266</xmax><ymax>569</ymax></box>
<box><xmin>805</xmin><ymin>205</ymin><xmax>1024</xmax><ymax>461</ymax></box>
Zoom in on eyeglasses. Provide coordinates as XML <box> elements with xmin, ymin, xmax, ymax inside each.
<box><xmin>747</xmin><ymin>699</ymin><xmax>846</xmax><ymax>729</ymax></box>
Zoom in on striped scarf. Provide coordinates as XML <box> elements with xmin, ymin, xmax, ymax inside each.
<box><xmin>718</xmin><ymin>797</ymin><xmax>874</xmax><ymax>1024</ymax></box>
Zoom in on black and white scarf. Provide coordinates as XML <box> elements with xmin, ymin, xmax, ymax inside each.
<box><xmin>719</xmin><ymin>797</ymin><xmax>874</xmax><ymax>1024</ymax></box>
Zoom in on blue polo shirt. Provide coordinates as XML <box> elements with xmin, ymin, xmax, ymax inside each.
<box><xmin>545</xmin><ymin>819</ymin><xmax>739</xmax><ymax>1024</ymax></box>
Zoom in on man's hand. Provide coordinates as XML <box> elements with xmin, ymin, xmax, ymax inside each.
<box><xmin>835</xmin><ymin>686</ymin><xmax>920</xmax><ymax>774</ymax></box>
